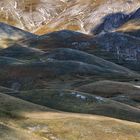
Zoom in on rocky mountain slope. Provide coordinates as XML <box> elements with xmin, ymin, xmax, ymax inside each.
<box><xmin>0</xmin><ymin>0</ymin><xmax>139</xmax><ymax>33</ymax></box>
<box><xmin>35</xmin><ymin>0</ymin><xmax>140</xmax><ymax>34</ymax></box>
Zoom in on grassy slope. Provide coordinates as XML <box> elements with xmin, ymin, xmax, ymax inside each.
<box><xmin>0</xmin><ymin>92</ymin><xmax>140</xmax><ymax>140</ymax></box>
<box><xmin>76</xmin><ymin>80</ymin><xmax>140</xmax><ymax>109</ymax></box>
<box><xmin>21</xmin><ymin>111</ymin><xmax>140</xmax><ymax>140</ymax></box>
<box><xmin>0</xmin><ymin>92</ymin><xmax>51</xmax><ymax>118</ymax></box>
<box><xmin>6</xmin><ymin>88</ymin><xmax>140</xmax><ymax>122</ymax></box>
<box><xmin>0</xmin><ymin>122</ymin><xmax>44</xmax><ymax>140</ymax></box>
<box><xmin>77</xmin><ymin>80</ymin><xmax>140</xmax><ymax>97</ymax></box>
<box><xmin>0</xmin><ymin>92</ymin><xmax>50</xmax><ymax>140</ymax></box>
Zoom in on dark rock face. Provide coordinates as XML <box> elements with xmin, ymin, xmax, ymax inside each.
<box><xmin>92</xmin><ymin>13</ymin><xmax>128</xmax><ymax>35</ymax></box>
<box><xmin>130</xmin><ymin>8</ymin><xmax>140</xmax><ymax>19</ymax></box>
<box><xmin>103</xmin><ymin>13</ymin><xmax>128</xmax><ymax>31</ymax></box>
<box><xmin>116</xmin><ymin>8</ymin><xmax>140</xmax><ymax>38</ymax></box>
<box><xmin>91</xmin><ymin>8</ymin><xmax>140</xmax><ymax>35</ymax></box>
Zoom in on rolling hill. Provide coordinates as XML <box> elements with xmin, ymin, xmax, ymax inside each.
<box><xmin>0</xmin><ymin>47</ymin><xmax>139</xmax><ymax>92</ymax></box>
<box><xmin>0</xmin><ymin>92</ymin><xmax>140</xmax><ymax>140</ymax></box>
<box><xmin>6</xmin><ymin>88</ymin><xmax>140</xmax><ymax>122</ymax></box>
<box><xmin>77</xmin><ymin>80</ymin><xmax>140</xmax><ymax>98</ymax></box>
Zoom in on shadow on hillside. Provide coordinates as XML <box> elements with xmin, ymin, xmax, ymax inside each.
<box><xmin>0</xmin><ymin>87</ymin><xmax>54</xmax><ymax>120</ymax></box>
<box><xmin>91</xmin><ymin>7</ymin><xmax>140</xmax><ymax>35</ymax></box>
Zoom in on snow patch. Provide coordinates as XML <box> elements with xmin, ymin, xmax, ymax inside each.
<box><xmin>95</xmin><ymin>96</ymin><xmax>104</xmax><ymax>101</ymax></box>
<box><xmin>76</xmin><ymin>94</ymin><xmax>87</xmax><ymax>100</ymax></box>
<box><xmin>133</xmin><ymin>85</ymin><xmax>140</xmax><ymax>89</ymax></box>
<box><xmin>71</xmin><ymin>92</ymin><xmax>87</xmax><ymax>100</ymax></box>
<box><xmin>71</xmin><ymin>92</ymin><xmax>77</xmax><ymax>95</ymax></box>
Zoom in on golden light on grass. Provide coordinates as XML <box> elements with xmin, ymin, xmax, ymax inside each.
<box><xmin>116</xmin><ymin>19</ymin><xmax>140</xmax><ymax>32</ymax></box>
<box><xmin>0</xmin><ymin>36</ymin><xmax>24</xmax><ymax>49</ymax></box>
<box><xmin>0</xmin><ymin>11</ymin><xmax>18</xmax><ymax>26</ymax></box>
